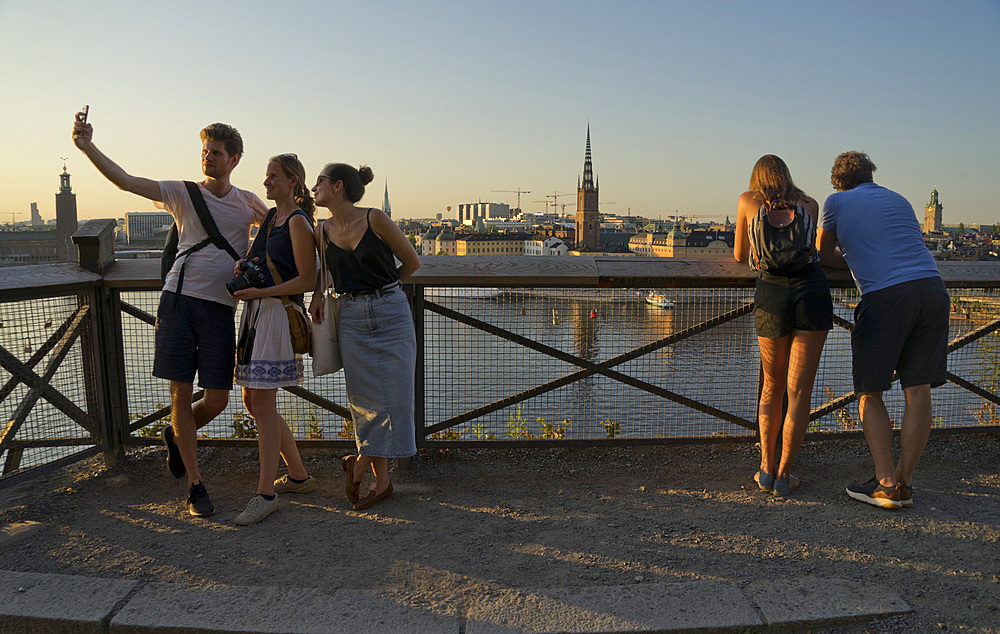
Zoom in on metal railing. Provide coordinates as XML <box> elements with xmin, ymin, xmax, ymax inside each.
<box><xmin>1</xmin><ymin>219</ymin><xmax>998</xmax><ymax>485</ymax></box>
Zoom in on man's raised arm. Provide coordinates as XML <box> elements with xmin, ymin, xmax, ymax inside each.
<box><xmin>72</xmin><ymin>110</ymin><xmax>162</xmax><ymax>202</ymax></box>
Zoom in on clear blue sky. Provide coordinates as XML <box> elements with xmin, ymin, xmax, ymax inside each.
<box><xmin>1</xmin><ymin>0</ymin><xmax>998</xmax><ymax>225</ymax></box>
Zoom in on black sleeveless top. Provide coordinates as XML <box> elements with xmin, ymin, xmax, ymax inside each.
<box><xmin>325</xmin><ymin>209</ymin><xmax>399</xmax><ymax>294</ymax></box>
<box><xmin>247</xmin><ymin>208</ymin><xmax>313</xmax><ymax>304</ymax></box>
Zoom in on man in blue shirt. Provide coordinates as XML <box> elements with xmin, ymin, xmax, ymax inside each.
<box><xmin>818</xmin><ymin>151</ymin><xmax>949</xmax><ymax>510</ymax></box>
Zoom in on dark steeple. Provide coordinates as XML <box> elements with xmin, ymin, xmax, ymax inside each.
<box><xmin>581</xmin><ymin>125</ymin><xmax>596</xmax><ymax>192</ymax></box>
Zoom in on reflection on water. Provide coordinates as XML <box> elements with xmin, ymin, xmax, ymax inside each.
<box><xmin>2</xmin><ymin>286</ymin><xmax>998</xmax><ymax>468</ymax></box>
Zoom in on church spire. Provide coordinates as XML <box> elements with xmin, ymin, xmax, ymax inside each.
<box><xmin>581</xmin><ymin>124</ymin><xmax>596</xmax><ymax>192</ymax></box>
<box><xmin>382</xmin><ymin>180</ymin><xmax>391</xmax><ymax>218</ymax></box>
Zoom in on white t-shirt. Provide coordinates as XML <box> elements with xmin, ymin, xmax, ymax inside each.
<box><xmin>157</xmin><ymin>180</ymin><xmax>268</xmax><ymax>307</ymax></box>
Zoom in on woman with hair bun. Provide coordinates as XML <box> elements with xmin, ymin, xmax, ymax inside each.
<box><xmin>734</xmin><ymin>155</ymin><xmax>832</xmax><ymax>497</ymax></box>
<box><xmin>309</xmin><ymin>163</ymin><xmax>420</xmax><ymax>511</ymax></box>
<box><xmin>231</xmin><ymin>153</ymin><xmax>317</xmax><ymax>526</ymax></box>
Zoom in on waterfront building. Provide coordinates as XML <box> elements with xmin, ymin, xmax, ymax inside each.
<box><xmin>628</xmin><ymin>229</ymin><xmax>734</xmax><ymax>257</ymax></box>
<box><xmin>457</xmin><ymin>201</ymin><xmax>510</xmax><ymax>225</ymax></box>
<box><xmin>0</xmin><ymin>228</ymin><xmax>59</xmax><ymax>264</ymax></box>
<box><xmin>55</xmin><ymin>164</ymin><xmax>79</xmax><ymax>261</ymax></box>
<box><xmin>525</xmin><ymin>235</ymin><xmax>568</xmax><ymax>256</ymax></box>
<box><xmin>456</xmin><ymin>232</ymin><xmax>532</xmax><ymax>256</ymax></box>
<box><xmin>483</xmin><ymin>219</ymin><xmax>534</xmax><ymax>232</ymax></box>
<box><xmin>435</xmin><ymin>227</ymin><xmax>457</xmax><ymax>255</ymax></box>
<box><xmin>124</xmin><ymin>211</ymin><xmax>173</xmax><ymax>247</ymax></box>
<box><xmin>575</xmin><ymin>125</ymin><xmax>601</xmax><ymax>251</ymax></box>
<box><xmin>420</xmin><ymin>228</ymin><xmax>440</xmax><ymax>255</ymax></box>
<box><xmin>924</xmin><ymin>188</ymin><xmax>943</xmax><ymax>234</ymax></box>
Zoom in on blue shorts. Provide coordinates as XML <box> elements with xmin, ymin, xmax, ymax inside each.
<box><xmin>852</xmin><ymin>276</ymin><xmax>949</xmax><ymax>393</ymax></box>
<box><xmin>152</xmin><ymin>291</ymin><xmax>236</xmax><ymax>390</ymax></box>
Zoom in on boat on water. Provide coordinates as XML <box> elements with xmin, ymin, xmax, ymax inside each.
<box><xmin>645</xmin><ymin>292</ymin><xmax>675</xmax><ymax>308</ymax></box>
<box><xmin>422</xmin><ymin>286</ymin><xmax>501</xmax><ymax>299</ymax></box>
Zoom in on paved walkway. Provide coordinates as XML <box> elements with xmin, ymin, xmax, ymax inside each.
<box><xmin>1</xmin><ymin>567</ymin><xmax>909</xmax><ymax>633</ymax></box>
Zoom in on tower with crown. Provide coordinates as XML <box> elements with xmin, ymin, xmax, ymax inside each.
<box><xmin>575</xmin><ymin>125</ymin><xmax>600</xmax><ymax>251</ymax></box>
<box><xmin>55</xmin><ymin>161</ymin><xmax>79</xmax><ymax>261</ymax></box>
<box><xmin>924</xmin><ymin>188</ymin><xmax>942</xmax><ymax>234</ymax></box>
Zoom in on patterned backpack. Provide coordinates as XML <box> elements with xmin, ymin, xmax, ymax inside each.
<box><xmin>748</xmin><ymin>203</ymin><xmax>816</xmax><ymax>275</ymax></box>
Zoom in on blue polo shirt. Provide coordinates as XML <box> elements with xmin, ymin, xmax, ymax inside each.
<box><xmin>820</xmin><ymin>183</ymin><xmax>940</xmax><ymax>295</ymax></box>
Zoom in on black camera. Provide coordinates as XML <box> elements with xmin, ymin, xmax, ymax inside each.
<box><xmin>226</xmin><ymin>259</ymin><xmax>268</xmax><ymax>295</ymax></box>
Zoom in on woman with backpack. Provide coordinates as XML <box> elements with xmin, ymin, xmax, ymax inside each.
<box><xmin>734</xmin><ymin>155</ymin><xmax>833</xmax><ymax>496</ymax></box>
<box><xmin>230</xmin><ymin>153</ymin><xmax>317</xmax><ymax>525</ymax></box>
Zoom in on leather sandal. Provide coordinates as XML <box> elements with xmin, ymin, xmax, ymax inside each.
<box><xmin>342</xmin><ymin>455</ymin><xmax>361</xmax><ymax>504</ymax></box>
<box><xmin>353</xmin><ymin>481</ymin><xmax>393</xmax><ymax>511</ymax></box>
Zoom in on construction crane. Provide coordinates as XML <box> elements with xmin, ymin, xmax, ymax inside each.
<box><xmin>490</xmin><ymin>188</ymin><xmax>531</xmax><ymax>212</ymax></box>
<box><xmin>667</xmin><ymin>213</ymin><xmax>724</xmax><ymax>232</ymax></box>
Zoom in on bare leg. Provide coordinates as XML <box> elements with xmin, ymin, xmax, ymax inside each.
<box><xmin>858</xmin><ymin>392</ymin><xmax>896</xmax><ymax>487</ymax></box>
<box><xmin>369</xmin><ymin>457</ymin><xmax>391</xmax><ymax>494</ymax></box>
<box><xmin>896</xmin><ymin>384</ymin><xmax>932</xmax><ymax>486</ymax></box>
<box><xmin>171</xmin><ymin>382</ymin><xmax>228</xmax><ymax>487</ymax></box>
<box><xmin>353</xmin><ymin>454</ymin><xmax>391</xmax><ymax>494</ymax></box>
<box><xmin>278</xmin><ymin>418</ymin><xmax>309</xmax><ymax>481</ymax></box>
<box><xmin>776</xmin><ymin>329</ymin><xmax>828</xmax><ymax>481</ymax></box>
<box><xmin>245</xmin><ymin>387</ymin><xmax>282</xmax><ymax>496</ymax></box>
<box><xmin>757</xmin><ymin>335</ymin><xmax>790</xmax><ymax>475</ymax></box>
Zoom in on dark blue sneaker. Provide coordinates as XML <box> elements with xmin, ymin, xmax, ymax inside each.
<box><xmin>161</xmin><ymin>426</ymin><xmax>186</xmax><ymax>479</ymax></box>
<box><xmin>187</xmin><ymin>482</ymin><xmax>214</xmax><ymax>517</ymax></box>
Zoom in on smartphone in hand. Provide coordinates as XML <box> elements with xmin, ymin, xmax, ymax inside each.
<box><xmin>80</xmin><ymin>105</ymin><xmax>89</xmax><ymax>123</ymax></box>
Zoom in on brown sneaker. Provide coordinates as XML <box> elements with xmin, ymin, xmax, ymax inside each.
<box><xmin>846</xmin><ymin>476</ymin><xmax>902</xmax><ymax>509</ymax></box>
<box><xmin>897</xmin><ymin>482</ymin><xmax>913</xmax><ymax>508</ymax></box>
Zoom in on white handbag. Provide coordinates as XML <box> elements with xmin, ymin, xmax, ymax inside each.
<box><xmin>310</xmin><ymin>222</ymin><xmax>343</xmax><ymax>376</ymax></box>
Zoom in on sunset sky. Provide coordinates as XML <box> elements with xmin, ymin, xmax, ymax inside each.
<box><xmin>1</xmin><ymin>0</ymin><xmax>998</xmax><ymax>225</ymax></box>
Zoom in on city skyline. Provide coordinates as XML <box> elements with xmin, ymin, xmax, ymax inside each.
<box><xmin>1</xmin><ymin>1</ymin><xmax>998</xmax><ymax>225</ymax></box>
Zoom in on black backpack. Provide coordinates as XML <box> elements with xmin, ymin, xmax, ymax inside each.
<box><xmin>749</xmin><ymin>203</ymin><xmax>815</xmax><ymax>276</ymax></box>
<box><xmin>161</xmin><ymin>181</ymin><xmax>241</xmax><ymax>298</ymax></box>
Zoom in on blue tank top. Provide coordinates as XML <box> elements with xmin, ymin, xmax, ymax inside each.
<box><xmin>247</xmin><ymin>208</ymin><xmax>313</xmax><ymax>304</ymax></box>
<box><xmin>325</xmin><ymin>209</ymin><xmax>400</xmax><ymax>294</ymax></box>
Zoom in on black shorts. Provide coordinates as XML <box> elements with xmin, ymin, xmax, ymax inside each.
<box><xmin>852</xmin><ymin>276</ymin><xmax>949</xmax><ymax>393</ymax></box>
<box><xmin>152</xmin><ymin>291</ymin><xmax>237</xmax><ymax>390</ymax></box>
<box><xmin>753</xmin><ymin>263</ymin><xmax>833</xmax><ymax>338</ymax></box>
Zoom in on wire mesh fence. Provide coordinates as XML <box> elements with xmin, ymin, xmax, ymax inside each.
<box><xmin>419</xmin><ymin>284</ymin><xmax>1000</xmax><ymax>444</ymax></box>
<box><xmin>2</xmin><ymin>279</ymin><xmax>998</xmax><ymax>482</ymax></box>
<box><xmin>0</xmin><ymin>292</ymin><xmax>98</xmax><ymax>477</ymax></box>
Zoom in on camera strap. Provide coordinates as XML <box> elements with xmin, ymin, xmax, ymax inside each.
<box><xmin>171</xmin><ymin>181</ymin><xmax>242</xmax><ymax>309</ymax></box>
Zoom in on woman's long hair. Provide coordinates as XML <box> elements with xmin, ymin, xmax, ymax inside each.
<box><xmin>749</xmin><ymin>155</ymin><xmax>807</xmax><ymax>211</ymax></box>
<box><xmin>270</xmin><ymin>153</ymin><xmax>315</xmax><ymax>219</ymax></box>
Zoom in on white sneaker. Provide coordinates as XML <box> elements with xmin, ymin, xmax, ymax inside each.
<box><xmin>274</xmin><ymin>475</ymin><xmax>315</xmax><ymax>494</ymax></box>
<box><xmin>234</xmin><ymin>494</ymin><xmax>278</xmax><ymax>526</ymax></box>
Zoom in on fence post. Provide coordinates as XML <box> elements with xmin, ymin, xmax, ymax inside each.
<box><xmin>411</xmin><ymin>284</ymin><xmax>425</xmax><ymax>449</ymax></box>
<box><xmin>73</xmin><ymin>220</ymin><xmax>129</xmax><ymax>466</ymax></box>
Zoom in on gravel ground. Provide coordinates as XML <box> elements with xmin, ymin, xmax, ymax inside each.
<box><xmin>1</xmin><ymin>433</ymin><xmax>999</xmax><ymax>632</ymax></box>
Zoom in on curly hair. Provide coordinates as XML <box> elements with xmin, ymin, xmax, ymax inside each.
<box><xmin>830</xmin><ymin>151</ymin><xmax>876</xmax><ymax>192</ymax></box>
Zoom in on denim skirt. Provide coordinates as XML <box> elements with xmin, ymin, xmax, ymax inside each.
<box><xmin>338</xmin><ymin>289</ymin><xmax>417</xmax><ymax>458</ymax></box>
